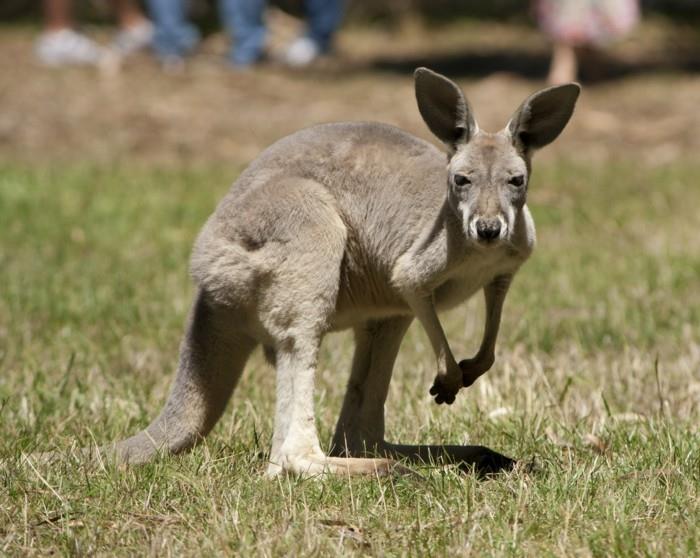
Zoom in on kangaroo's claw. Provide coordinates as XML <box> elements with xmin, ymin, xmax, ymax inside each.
<box><xmin>429</xmin><ymin>376</ymin><xmax>460</xmax><ymax>405</ymax></box>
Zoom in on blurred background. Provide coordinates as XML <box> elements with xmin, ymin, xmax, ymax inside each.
<box><xmin>0</xmin><ymin>0</ymin><xmax>699</xmax><ymax>166</ymax></box>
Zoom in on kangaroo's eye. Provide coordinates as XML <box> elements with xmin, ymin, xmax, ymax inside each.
<box><xmin>454</xmin><ymin>174</ymin><xmax>471</xmax><ymax>187</ymax></box>
<box><xmin>508</xmin><ymin>175</ymin><xmax>525</xmax><ymax>187</ymax></box>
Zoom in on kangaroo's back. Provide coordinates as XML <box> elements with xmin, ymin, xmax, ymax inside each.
<box><xmin>209</xmin><ymin>122</ymin><xmax>447</xmax><ymax>260</ymax></box>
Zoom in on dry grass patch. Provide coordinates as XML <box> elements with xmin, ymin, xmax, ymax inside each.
<box><xmin>0</xmin><ymin>161</ymin><xmax>698</xmax><ymax>555</ymax></box>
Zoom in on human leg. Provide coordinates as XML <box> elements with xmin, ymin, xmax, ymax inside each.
<box><xmin>37</xmin><ymin>0</ymin><xmax>105</xmax><ymax>65</ymax></box>
<box><xmin>283</xmin><ymin>0</ymin><xmax>343</xmax><ymax>67</ymax></box>
<box><xmin>547</xmin><ymin>41</ymin><xmax>578</xmax><ymax>84</ymax></box>
<box><xmin>304</xmin><ymin>0</ymin><xmax>343</xmax><ymax>52</ymax></box>
<box><xmin>42</xmin><ymin>0</ymin><xmax>72</xmax><ymax>31</ymax></box>
<box><xmin>218</xmin><ymin>0</ymin><xmax>267</xmax><ymax>67</ymax></box>
<box><xmin>112</xmin><ymin>0</ymin><xmax>154</xmax><ymax>55</ymax></box>
<box><xmin>146</xmin><ymin>0</ymin><xmax>200</xmax><ymax>60</ymax></box>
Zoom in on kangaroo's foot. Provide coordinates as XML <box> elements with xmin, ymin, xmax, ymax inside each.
<box><xmin>266</xmin><ymin>452</ymin><xmax>411</xmax><ymax>478</ymax></box>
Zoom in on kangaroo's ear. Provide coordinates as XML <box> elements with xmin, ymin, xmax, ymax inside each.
<box><xmin>508</xmin><ymin>83</ymin><xmax>580</xmax><ymax>151</ymax></box>
<box><xmin>414</xmin><ymin>67</ymin><xmax>477</xmax><ymax>150</ymax></box>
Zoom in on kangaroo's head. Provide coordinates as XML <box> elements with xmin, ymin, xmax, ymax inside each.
<box><xmin>414</xmin><ymin>67</ymin><xmax>580</xmax><ymax>246</ymax></box>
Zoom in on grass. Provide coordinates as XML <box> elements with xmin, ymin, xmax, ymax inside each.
<box><xmin>0</xmin><ymin>161</ymin><xmax>698</xmax><ymax>556</ymax></box>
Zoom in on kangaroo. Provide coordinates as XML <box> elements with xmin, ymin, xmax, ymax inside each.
<box><xmin>37</xmin><ymin>69</ymin><xmax>579</xmax><ymax>476</ymax></box>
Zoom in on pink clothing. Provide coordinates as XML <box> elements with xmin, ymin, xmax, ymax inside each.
<box><xmin>536</xmin><ymin>0</ymin><xmax>640</xmax><ymax>46</ymax></box>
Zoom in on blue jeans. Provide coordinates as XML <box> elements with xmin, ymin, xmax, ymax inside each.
<box><xmin>218</xmin><ymin>0</ymin><xmax>267</xmax><ymax>66</ymax></box>
<box><xmin>302</xmin><ymin>0</ymin><xmax>343</xmax><ymax>53</ymax></box>
<box><xmin>146</xmin><ymin>0</ymin><xmax>200</xmax><ymax>59</ymax></box>
<box><xmin>147</xmin><ymin>0</ymin><xmax>343</xmax><ymax>65</ymax></box>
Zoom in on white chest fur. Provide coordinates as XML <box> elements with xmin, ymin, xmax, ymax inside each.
<box><xmin>433</xmin><ymin>246</ymin><xmax>522</xmax><ymax>311</ymax></box>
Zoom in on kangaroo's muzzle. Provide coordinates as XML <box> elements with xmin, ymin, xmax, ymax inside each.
<box><xmin>475</xmin><ymin>217</ymin><xmax>504</xmax><ymax>242</ymax></box>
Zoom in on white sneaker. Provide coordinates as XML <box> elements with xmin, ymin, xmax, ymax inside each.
<box><xmin>283</xmin><ymin>37</ymin><xmax>321</xmax><ymax>67</ymax></box>
<box><xmin>113</xmin><ymin>20</ymin><xmax>154</xmax><ymax>56</ymax></box>
<box><xmin>36</xmin><ymin>29</ymin><xmax>105</xmax><ymax>66</ymax></box>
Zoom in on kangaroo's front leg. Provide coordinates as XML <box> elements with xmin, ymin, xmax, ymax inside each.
<box><xmin>460</xmin><ymin>275</ymin><xmax>512</xmax><ymax>388</ymax></box>
<box><xmin>408</xmin><ymin>294</ymin><xmax>463</xmax><ymax>405</ymax></box>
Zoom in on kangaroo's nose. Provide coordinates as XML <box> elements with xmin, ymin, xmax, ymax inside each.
<box><xmin>476</xmin><ymin>219</ymin><xmax>501</xmax><ymax>241</ymax></box>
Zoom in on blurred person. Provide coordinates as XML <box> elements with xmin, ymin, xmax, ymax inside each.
<box><xmin>281</xmin><ymin>0</ymin><xmax>344</xmax><ymax>67</ymax></box>
<box><xmin>146</xmin><ymin>0</ymin><xmax>200</xmax><ymax>66</ymax></box>
<box><xmin>36</xmin><ymin>0</ymin><xmax>154</xmax><ymax>66</ymax></box>
<box><xmin>535</xmin><ymin>0</ymin><xmax>640</xmax><ymax>83</ymax></box>
<box><xmin>146</xmin><ymin>0</ymin><xmax>343</xmax><ymax>68</ymax></box>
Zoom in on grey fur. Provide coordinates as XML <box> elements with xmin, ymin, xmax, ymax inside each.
<box><xmin>31</xmin><ymin>69</ymin><xmax>580</xmax><ymax>476</ymax></box>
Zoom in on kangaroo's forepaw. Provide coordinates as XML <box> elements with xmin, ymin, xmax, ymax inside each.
<box><xmin>429</xmin><ymin>376</ymin><xmax>461</xmax><ymax>405</ymax></box>
<box><xmin>459</xmin><ymin>356</ymin><xmax>494</xmax><ymax>388</ymax></box>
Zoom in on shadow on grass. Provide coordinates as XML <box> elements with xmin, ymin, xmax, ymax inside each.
<box><xmin>367</xmin><ymin>48</ymin><xmax>700</xmax><ymax>83</ymax></box>
<box><xmin>392</xmin><ymin>443</ymin><xmax>516</xmax><ymax>477</ymax></box>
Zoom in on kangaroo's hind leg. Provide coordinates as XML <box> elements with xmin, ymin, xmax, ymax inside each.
<box><xmin>256</xmin><ymin>180</ymin><xmax>404</xmax><ymax>477</ymax></box>
<box><xmin>267</xmin><ymin>329</ymin><xmax>406</xmax><ymax>477</ymax></box>
<box><xmin>331</xmin><ymin>317</ymin><xmax>412</xmax><ymax>457</ymax></box>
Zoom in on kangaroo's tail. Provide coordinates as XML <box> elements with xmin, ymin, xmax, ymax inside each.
<box><xmin>31</xmin><ymin>290</ymin><xmax>256</xmax><ymax>466</ymax></box>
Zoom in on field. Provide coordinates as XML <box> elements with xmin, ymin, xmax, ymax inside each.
<box><xmin>1</xmin><ymin>17</ymin><xmax>700</xmax><ymax>557</ymax></box>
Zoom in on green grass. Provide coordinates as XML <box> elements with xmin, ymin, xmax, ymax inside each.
<box><xmin>0</xmin><ymin>161</ymin><xmax>698</xmax><ymax>556</ymax></box>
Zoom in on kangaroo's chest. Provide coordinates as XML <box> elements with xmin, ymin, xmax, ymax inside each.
<box><xmin>433</xmin><ymin>249</ymin><xmax>520</xmax><ymax>311</ymax></box>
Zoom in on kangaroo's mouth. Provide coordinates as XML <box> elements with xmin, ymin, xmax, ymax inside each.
<box><xmin>476</xmin><ymin>235</ymin><xmax>503</xmax><ymax>245</ymax></box>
